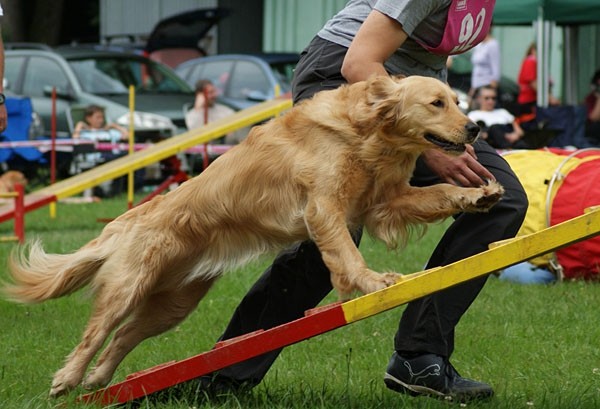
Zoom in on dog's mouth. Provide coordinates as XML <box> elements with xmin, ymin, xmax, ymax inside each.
<box><xmin>424</xmin><ymin>133</ymin><xmax>467</xmax><ymax>153</ymax></box>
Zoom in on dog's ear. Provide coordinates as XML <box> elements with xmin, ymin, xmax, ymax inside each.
<box><xmin>365</xmin><ymin>75</ymin><xmax>407</xmax><ymax>131</ymax></box>
<box><xmin>366</xmin><ymin>75</ymin><xmax>398</xmax><ymax>102</ymax></box>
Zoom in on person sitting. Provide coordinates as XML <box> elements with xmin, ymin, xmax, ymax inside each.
<box><xmin>584</xmin><ymin>69</ymin><xmax>600</xmax><ymax>146</ymax></box>
<box><xmin>468</xmin><ymin>85</ymin><xmax>525</xmax><ymax>149</ymax></box>
<box><xmin>72</xmin><ymin>104</ymin><xmax>140</xmax><ymax>196</ymax></box>
<box><xmin>73</xmin><ymin>104</ymin><xmax>128</xmax><ymax>143</ymax></box>
<box><xmin>516</xmin><ymin>43</ymin><xmax>560</xmax><ymax>118</ymax></box>
<box><xmin>185</xmin><ymin>79</ymin><xmax>248</xmax><ymax>145</ymax></box>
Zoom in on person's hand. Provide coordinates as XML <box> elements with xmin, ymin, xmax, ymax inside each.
<box><xmin>549</xmin><ymin>95</ymin><xmax>561</xmax><ymax>106</ymax></box>
<box><xmin>421</xmin><ymin>146</ymin><xmax>495</xmax><ymax>187</ymax></box>
<box><xmin>0</xmin><ymin>104</ymin><xmax>7</xmax><ymax>133</ymax></box>
<box><xmin>194</xmin><ymin>93</ymin><xmax>207</xmax><ymax>110</ymax></box>
<box><xmin>505</xmin><ymin>131</ymin><xmax>521</xmax><ymax>144</ymax></box>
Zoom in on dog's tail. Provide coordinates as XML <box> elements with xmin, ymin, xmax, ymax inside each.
<box><xmin>3</xmin><ymin>237</ymin><xmax>115</xmax><ymax>303</ymax></box>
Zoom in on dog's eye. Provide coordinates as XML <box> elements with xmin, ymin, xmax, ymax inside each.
<box><xmin>431</xmin><ymin>99</ymin><xmax>444</xmax><ymax>108</ymax></box>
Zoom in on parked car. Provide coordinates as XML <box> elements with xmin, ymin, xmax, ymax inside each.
<box><xmin>88</xmin><ymin>7</ymin><xmax>231</xmax><ymax>69</ymax></box>
<box><xmin>4</xmin><ymin>44</ymin><xmax>195</xmax><ymax>141</ymax></box>
<box><xmin>175</xmin><ymin>53</ymin><xmax>299</xmax><ymax>111</ymax></box>
<box><xmin>144</xmin><ymin>7</ymin><xmax>231</xmax><ymax>68</ymax></box>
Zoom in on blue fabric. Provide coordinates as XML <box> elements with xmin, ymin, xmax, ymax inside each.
<box><xmin>537</xmin><ymin>105</ymin><xmax>592</xmax><ymax>148</ymax></box>
<box><xmin>0</xmin><ymin>97</ymin><xmax>44</xmax><ymax>162</ymax></box>
<box><xmin>499</xmin><ymin>261</ymin><xmax>557</xmax><ymax>284</ymax></box>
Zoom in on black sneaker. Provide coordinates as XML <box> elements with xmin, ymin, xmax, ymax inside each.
<box><xmin>384</xmin><ymin>352</ymin><xmax>494</xmax><ymax>402</ymax></box>
<box><xmin>195</xmin><ymin>374</ymin><xmax>254</xmax><ymax>398</ymax></box>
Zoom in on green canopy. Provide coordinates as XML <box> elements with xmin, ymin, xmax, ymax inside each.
<box><xmin>493</xmin><ymin>0</ymin><xmax>600</xmax><ymax>105</ymax></box>
<box><xmin>494</xmin><ymin>0</ymin><xmax>600</xmax><ymax>25</ymax></box>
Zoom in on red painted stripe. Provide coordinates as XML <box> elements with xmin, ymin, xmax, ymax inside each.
<box><xmin>79</xmin><ymin>303</ymin><xmax>347</xmax><ymax>405</ymax></box>
<box><xmin>0</xmin><ymin>194</ymin><xmax>56</xmax><ymax>223</ymax></box>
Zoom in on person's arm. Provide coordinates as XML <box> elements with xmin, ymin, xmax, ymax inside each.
<box><xmin>0</xmin><ymin>23</ymin><xmax>7</xmax><ymax>133</ymax></box>
<box><xmin>589</xmin><ymin>95</ymin><xmax>600</xmax><ymax>122</ymax></box>
<box><xmin>505</xmin><ymin>120</ymin><xmax>525</xmax><ymax>144</ymax></box>
<box><xmin>107</xmin><ymin>122</ymin><xmax>129</xmax><ymax>139</ymax></box>
<box><xmin>72</xmin><ymin>121</ymin><xmax>88</xmax><ymax>139</ymax></box>
<box><xmin>341</xmin><ymin>10</ymin><xmax>408</xmax><ymax>83</ymax></box>
<box><xmin>193</xmin><ymin>92</ymin><xmax>207</xmax><ymax>110</ymax></box>
<box><xmin>343</xmin><ymin>10</ymin><xmax>493</xmax><ymax>186</ymax></box>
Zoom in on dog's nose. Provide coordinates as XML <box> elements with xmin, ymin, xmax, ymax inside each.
<box><xmin>464</xmin><ymin>121</ymin><xmax>480</xmax><ymax>141</ymax></box>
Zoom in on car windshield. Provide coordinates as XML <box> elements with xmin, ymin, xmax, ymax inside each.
<box><xmin>69</xmin><ymin>56</ymin><xmax>190</xmax><ymax>95</ymax></box>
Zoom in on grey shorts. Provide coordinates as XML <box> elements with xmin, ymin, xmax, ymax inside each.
<box><xmin>291</xmin><ymin>36</ymin><xmax>348</xmax><ymax>103</ymax></box>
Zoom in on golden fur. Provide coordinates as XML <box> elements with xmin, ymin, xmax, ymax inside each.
<box><xmin>2</xmin><ymin>75</ymin><xmax>503</xmax><ymax>397</ymax></box>
<box><xmin>0</xmin><ymin>170</ymin><xmax>27</xmax><ymax>194</ymax></box>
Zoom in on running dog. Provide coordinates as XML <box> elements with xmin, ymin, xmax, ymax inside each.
<box><xmin>3</xmin><ymin>75</ymin><xmax>503</xmax><ymax>397</ymax></box>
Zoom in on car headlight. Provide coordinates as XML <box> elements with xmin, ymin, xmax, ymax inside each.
<box><xmin>115</xmin><ymin>111</ymin><xmax>176</xmax><ymax>131</ymax></box>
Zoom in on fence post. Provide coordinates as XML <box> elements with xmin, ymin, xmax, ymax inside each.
<box><xmin>14</xmin><ymin>183</ymin><xmax>25</xmax><ymax>243</ymax></box>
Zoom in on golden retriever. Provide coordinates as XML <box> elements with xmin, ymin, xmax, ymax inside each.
<box><xmin>0</xmin><ymin>170</ymin><xmax>27</xmax><ymax>194</ymax></box>
<box><xmin>3</xmin><ymin>75</ymin><xmax>503</xmax><ymax>397</ymax></box>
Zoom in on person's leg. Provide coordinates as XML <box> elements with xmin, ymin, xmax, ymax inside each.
<box><xmin>197</xmin><ymin>37</ymin><xmax>352</xmax><ymax>389</ymax></box>
<box><xmin>394</xmin><ymin>140</ymin><xmax>527</xmax><ymax>356</ymax></box>
<box><xmin>210</xmin><ymin>240</ymin><xmax>340</xmax><ymax>385</ymax></box>
<box><xmin>384</xmin><ymin>140</ymin><xmax>528</xmax><ymax>400</ymax></box>
<box><xmin>201</xmin><ymin>228</ymin><xmax>362</xmax><ymax>389</ymax></box>
<box><xmin>486</xmin><ymin>124</ymin><xmax>514</xmax><ymax>149</ymax></box>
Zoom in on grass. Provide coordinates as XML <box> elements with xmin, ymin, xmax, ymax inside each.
<box><xmin>0</xmin><ymin>195</ymin><xmax>599</xmax><ymax>408</ymax></box>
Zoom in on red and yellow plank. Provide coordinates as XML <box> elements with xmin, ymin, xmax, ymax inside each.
<box><xmin>79</xmin><ymin>207</ymin><xmax>600</xmax><ymax>405</ymax></box>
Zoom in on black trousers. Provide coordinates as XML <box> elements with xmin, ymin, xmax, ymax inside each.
<box><xmin>213</xmin><ymin>37</ymin><xmax>529</xmax><ymax>385</ymax></box>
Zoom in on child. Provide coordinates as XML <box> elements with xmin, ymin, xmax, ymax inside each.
<box><xmin>73</xmin><ymin>105</ymin><xmax>128</xmax><ymax>141</ymax></box>
<box><xmin>72</xmin><ymin>105</ymin><xmax>140</xmax><ymax>197</ymax></box>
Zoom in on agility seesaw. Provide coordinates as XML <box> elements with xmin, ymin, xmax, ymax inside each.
<box><xmin>78</xmin><ymin>207</ymin><xmax>600</xmax><ymax>405</ymax></box>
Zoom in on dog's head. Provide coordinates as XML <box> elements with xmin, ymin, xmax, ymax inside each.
<box><xmin>0</xmin><ymin>171</ymin><xmax>28</xmax><ymax>192</ymax></box>
<box><xmin>366</xmin><ymin>75</ymin><xmax>479</xmax><ymax>154</ymax></box>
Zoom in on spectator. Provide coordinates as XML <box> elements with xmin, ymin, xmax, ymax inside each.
<box><xmin>185</xmin><ymin>79</ymin><xmax>247</xmax><ymax>145</ymax></box>
<box><xmin>584</xmin><ymin>69</ymin><xmax>600</xmax><ymax>145</ymax></box>
<box><xmin>468</xmin><ymin>85</ymin><xmax>525</xmax><ymax>149</ymax></box>
<box><xmin>73</xmin><ymin>104</ymin><xmax>140</xmax><ymax>197</ymax></box>
<box><xmin>73</xmin><ymin>104</ymin><xmax>127</xmax><ymax>141</ymax></box>
<box><xmin>517</xmin><ymin>43</ymin><xmax>559</xmax><ymax>117</ymax></box>
<box><xmin>470</xmin><ymin>27</ymin><xmax>500</xmax><ymax>98</ymax></box>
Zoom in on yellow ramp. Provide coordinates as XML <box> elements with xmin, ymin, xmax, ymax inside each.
<box><xmin>0</xmin><ymin>98</ymin><xmax>292</xmax><ymax>221</ymax></box>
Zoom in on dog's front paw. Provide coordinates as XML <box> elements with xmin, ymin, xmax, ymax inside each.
<box><xmin>360</xmin><ymin>271</ymin><xmax>403</xmax><ymax>294</ymax></box>
<box><xmin>471</xmin><ymin>180</ymin><xmax>504</xmax><ymax>212</ymax></box>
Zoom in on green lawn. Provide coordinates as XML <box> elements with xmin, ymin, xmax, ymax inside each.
<box><xmin>0</xmin><ymin>196</ymin><xmax>599</xmax><ymax>408</ymax></box>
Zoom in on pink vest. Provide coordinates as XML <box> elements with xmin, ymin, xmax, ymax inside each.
<box><xmin>416</xmin><ymin>0</ymin><xmax>496</xmax><ymax>55</ymax></box>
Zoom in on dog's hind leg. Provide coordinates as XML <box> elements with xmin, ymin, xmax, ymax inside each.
<box><xmin>83</xmin><ymin>278</ymin><xmax>216</xmax><ymax>390</ymax></box>
<box><xmin>49</xmin><ymin>281</ymin><xmax>144</xmax><ymax>397</ymax></box>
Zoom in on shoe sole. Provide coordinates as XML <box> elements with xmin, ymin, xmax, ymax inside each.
<box><xmin>383</xmin><ymin>373</ymin><xmax>447</xmax><ymax>399</ymax></box>
<box><xmin>384</xmin><ymin>373</ymin><xmax>493</xmax><ymax>403</ymax></box>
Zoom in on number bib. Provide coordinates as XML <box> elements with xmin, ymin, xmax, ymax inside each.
<box><xmin>416</xmin><ymin>0</ymin><xmax>495</xmax><ymax>55</ymax></box>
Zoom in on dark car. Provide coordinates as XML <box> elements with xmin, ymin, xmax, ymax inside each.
<box><xmin>4</xmin><ymin>45</ymin><xmax>194</xmax><ymax>140</ymax></box>
<box><xmin>144</xmin><ymin>7</ymin><xmax>231</xmax><ymax>68</ymax></box>
<box><xmin>175</xmin><ymin>53</ymin><xmax>299</xmax><ymax>111</ymax></box>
